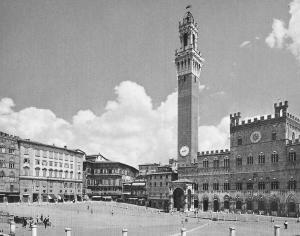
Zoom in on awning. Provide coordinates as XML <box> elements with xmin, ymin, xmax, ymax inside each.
<box><xmin>128</xmin><ymin>198</ymin><xmax>138</xmax><ymax>200</ymax></box>
<box><xmin>58</xmin><ymin>194</ymin><xmax>64</xmax><ymax>200</ymax></box>
<box><xmin>132</xmin><ymin>183</ymin><xmax>146</xmax><ymax>186</ymax></box>
<box><xmin>91</xmin><ymin>196</ymin><xmax>101</xmax><ymax>199</ymax></box>
<box><xmin>23</xmin><ymin>194</ymin><xmax>30</xmax><ymax>196</ymax></box>
<box><xmin>48</xmin><ymin>195</ymin><xmax>52</xmax><ymax>200</ymax></box>
<box><xmin>8</xmin><ymin>194</ymin><xmax>20</xmax><ymax>197</ymax></box>
<box><xmin>103</xmin><ymin>196</ymin><xmax>112</xmax><ymax>200</ymax></box>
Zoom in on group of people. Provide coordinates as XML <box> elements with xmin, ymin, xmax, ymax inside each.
<box><xmin>22</xmin><ymin>214</ymin><xmax>51</xmax><ymax>229</ymax></box>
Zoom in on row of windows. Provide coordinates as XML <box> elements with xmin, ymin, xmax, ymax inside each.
<box><xmin>93</xmin><ymin>168</ymin><xmax>130</xmax><ymax>175</ymax></box>
<box><xmin>149</xmin><ymin>175</ymin><xmax>169</xmax><ymax>180</ymax></box>
<box><xmin>201</xmin><ymin>151</ymin><xmax>297</xmax><ymax>168</ymax></box>
<box><xmin>149</xmin><ymin>182</ymin><xmax>169</xmax><ymax>187</ymax></box>
<box><xmin>34</xmin><ymin>181</ymin><xmax>81</xmax><ymax>189</ymax></box>
<box><xmin>24</xmin><ymin>148</ymin><xmax>75</xmax><ymax>162</ymax></box>
<box><xmin>201</xmin><ymin>180</ymin><xmax>296</xmax><ymax>191</ymax></box>
<box><xmin>0</xmin><ymin>170</ymin><xmax>15</xmax><ymax>178</ymax></box>
<box><xmin>0</xmin><ymin>147</ymin><xmax>15</xmax><ymax>154</ymax></box>
<box><xmin>87</xmin><ymin>179</ymin><xmax>121</xmax><ymax>186</ymax></box>
<box><xmin>22</xmin><ymin>167</ymin><xmax>82</xmax><ymax>179</ymax></box>
<box><xmin>24</xmin><ymin>158</ymin><xmax>81</xmax><ymax>170</ymax></box>
<box><xmin>35</xmin><ymin>169</ymin><xmax>75</xmax><ymax>179</ymax></box>
<box><xmin>0</xmin><ymin>160</ymin><xmax>15</xmax><ymax>169</ymax></box>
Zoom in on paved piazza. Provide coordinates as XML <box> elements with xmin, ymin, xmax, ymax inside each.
<box><xmin>0</xmin><ymin>202</ymin><xmax>300</xmax><ymax>236</ymax></box>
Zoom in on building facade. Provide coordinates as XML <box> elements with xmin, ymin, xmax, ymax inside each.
<box><xmin>122</xmin><ymin>177</ymin><xmax>147</xmax><ymax>205</ymax></box>
<box><xmin>83</xmin><ymin>154</ymin><xmax>138</xmax><ymax>200</ymax></box>
<box><xmin>0</xmin><ymin>132</ymin><xmax>20</xmax><ymax>203</ymax></box>
<box><xmin>18</xmin><ymin>139</ymin><xmax>84</xmax><ymax>202</ymax></box>
<box><xmin>170</xmin><ymin>9</ymin><xmax>300</xmax><ymax>217</ymax></box>
<box><xmin>146</xmin><ymin>165</ymin><xmax>178</xmax><ymax>211</ymax></box>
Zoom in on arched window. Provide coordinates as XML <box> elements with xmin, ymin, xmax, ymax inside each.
<box><xmin>0</xmin><ymin>170</ymin><xmax>5</xmax><ymax>178</ymax></box>
<box><xmin>192</xmin><ymin>34</ymin><xmax>195</xmax><ymax>48</ymax></box>
<box><xmin>236</xmin><ymin>156</ymin><xmax>242</xmax><ymax>166</ymax></box>
<box><xmin>35</xmin><ymin>168</ymin><xmax>40</xmax><ymax>177</ymax></box>
<box><xmin>9</xmin><ymin>171</ymin><xmax>15</xmax><ymax>179</ymax></box>
<box><xmin>247</xmin><ymin>154</ymin><xmax>253</xmax><ymax>165</ymax></box>
<box><xmin>9</xmin><ymin>158</ymin><xmax>15</xmax><ymax>169</ymax></box>
<box><xmin>289</xmin><ymin>149</ymin><xmax>296</xmax><ymax>162</ymax></box>
<box><xmin>288</xmin><ymin>179</ymin><xmax>296</xmax><ymax>190</ymax></box>
<box><xmin>271</xmin><ymin>151</ymin><xmax>279</xmax><ymax>163</ymax></box>
<box><xmin>213</xmin><ymin>157</ymin><xmax>219</xmax><ymax>168</ymax></box>
<box><xmin>203</xmin><ymin>159</ymin><xmax>208</xmax><ymax>168</ymax></box>
<box><xmin>292</xmin><ymin>132</ymin><xmax>295</xmax><ymax>143</ymax></box>
<box><xmin>183</xmin><ymin>33</ymin><xmax>188</xmax><ymax>47</ymax></box>
<box><xmin>42</xmin><ymin>168</ymin><xmax>47</xmax><ymax>177</ymax></box>
<box><xmin>224</xmin><ymin>156</ymin><xmax>230</xmax><ymax>168</ymax></box>
<box><xmin>258</xmin><ymin>152</ymin><xmax>265</xmax><ymax>164</ymax></box>
<box><xmin>23</xmin><ymin>167</ymin><xmax>29</xmax><ymax>176</ymax></box>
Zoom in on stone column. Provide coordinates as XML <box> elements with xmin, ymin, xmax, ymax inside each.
<box><xmin>274</xmin><ymin>225</ymin><xmax>280</xmax><ymax>236</ymax></box>
<box><xmin>122</xmin><ymin>228</ymin><xmax>128</xmax><ymax>236</ymax></box>
<box><xmin>9</xmin><ymin>221</ymin><xmax>16</xmax><ymax>236</ymax></box>
<box><xmin>181</xmin><ymin>228</ymin><xmax>186</xmax><ymax>236</ymax></box>
<box><xmin>31</xmin><ymin>224</ymin><xmax>37</xmax><ymax>236</ymax></box>
<box><xmin>169</xmin><ymin>195</ymin><xmax>173</xmax><ymax>212</ymax></box>
<box><xmin>229</xmin><ymin>227</ymin><xmax>236</xmax><ymax>236</ymax></box>
<box><xmin>65</xmin><ymin>228</ymin><xmax>71</xmax><ymax>236</ymax></box>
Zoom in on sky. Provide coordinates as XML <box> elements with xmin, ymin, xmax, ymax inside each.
<box><xmin>0</xmin><ymin>0</ymin><xmax>300</xmax><ymax>167</ymax></box>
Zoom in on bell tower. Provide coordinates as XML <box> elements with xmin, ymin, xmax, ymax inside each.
<box><xmin>176</xmin><ymin>9</ymin><xmax>204</xmax><ymax>166</ymax></box>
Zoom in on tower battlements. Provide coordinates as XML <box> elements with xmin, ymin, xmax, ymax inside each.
<box><xmin>230</xmin><ymin>101</ymin><xmax>300</xmax><ymax>129</ymax></box>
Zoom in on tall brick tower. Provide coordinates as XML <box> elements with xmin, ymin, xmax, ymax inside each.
<box><xmin>176</xmin><ymin>10</ymin><xmax>204</xmax><ymax>167</ymax></box>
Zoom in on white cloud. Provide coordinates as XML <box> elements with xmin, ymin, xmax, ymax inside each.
<box><xmin>239</xmin><ymin>41</ymin><xmax>251</xmax><ymax>48</ymax></box>
<box><xmin>0</xmin><ymin>81</ymin><xmax>229</xmax><ymax>167</ymax></box>
<box><xmin>265</xmin><ymin>0</ymin><xmax>300</xmax><ymax>62</ymax></box>
<box><xmin>198</xmin><ymin>116</ymin><xmax>230</xmax><ymax>152</ymax></box>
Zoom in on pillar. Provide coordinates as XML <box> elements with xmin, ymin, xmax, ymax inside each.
<box><xmin>181</xmin><ymin>228</ymin><xmax>186</xmax><ymax>236</ymax></box>
<box><xmin>65</xmin><ymin>228</ymin><xmax>71</xmax><ymax>236</ymax></box>
<box><xmin>9</xmin><ymin>221</ymin><xmax>15</xmax><ymax>236</ymax></box>
<box><xmin>274</xmin><ymin>225</ymin><xmax>280</xmax><ymax>236</ymax></box>
<box><xmin>122</xmin><ymin>228</ymin><xmax>128</xmax><ymax>236</ymax></box>
<box><xmin>31</xmin><ymin>224</ymin><xmax>37</xmax><ymax>236</ymax></box>
<box><xmin>229</xmin><ymin>227</ymin><xmax>236</xmax><ymax>236</ymax></box>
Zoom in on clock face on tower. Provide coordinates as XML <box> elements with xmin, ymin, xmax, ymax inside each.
<box><xmin>180</xmin><ymin>145</ymin><xmax>189</xmax><ymax>157</ymax></box>
<box><xmin>250</xmin><ymin>131</ymin><xmax>262</xmax><ymax>143</ymax></box>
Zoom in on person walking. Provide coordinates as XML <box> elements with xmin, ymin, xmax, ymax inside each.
<box><xmin>284</xmin><ymin>220</ymin><xmax>288</xmax><ymax>229</ymax></box>
<box><xmin>43</xmin><ymin>218</ymin><xmax>48</xmax><ymax>229</ymax></box>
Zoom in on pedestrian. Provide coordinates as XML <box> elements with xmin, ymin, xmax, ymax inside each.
<box><xmin>23</xmin><ymin>218</ymin><xmax>27</xmax><ymax>228</ymax></box>
<box><xmin>43</xmin><ymin>218</ymin><xmax>47</xmax><ymax>229</ymax></box>
<box><xmin>40</xmin><ymin>214</ymin><xmax>43</xmax><ymax>222</ymax></box>
<box><xmin>284</xmin><ymin>220</ymin><xmax>288</xmax><ymax>229</ymax></box>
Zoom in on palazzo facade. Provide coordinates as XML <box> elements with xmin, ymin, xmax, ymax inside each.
<box><xmin>170</xmin><ymin>9</ymin><xmax>300</xmax><ymax>217</ymax></box>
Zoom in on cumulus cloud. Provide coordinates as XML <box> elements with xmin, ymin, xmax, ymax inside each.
<box><xmin>0</xmin><ymin>81</ymin><xmax>229</xmax><ymax>167</ymax></box>
<box><xmin>265</xmin><ymin>0</ymin><xmax>300</xmax><ymax>62</ymax></box>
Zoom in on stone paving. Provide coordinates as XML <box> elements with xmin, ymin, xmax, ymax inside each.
<box><xmin>0</xmin><ymin>202</ymin><xmax>300</xmax><ymax>236</ymax></box>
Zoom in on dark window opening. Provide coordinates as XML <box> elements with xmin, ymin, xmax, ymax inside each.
<box><xmin>183</xmin><ymin>33</ymin><xmax>188</xmax><ymax>47</ymax></box>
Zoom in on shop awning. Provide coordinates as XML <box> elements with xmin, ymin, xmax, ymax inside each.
<box><xmin>91</xmin><ymin>196</ymin><xmax>101</xmax><ymax>199</ymax></box>
<box><xmin>23</xmin><ymin>194</ymin><xmax>30</xmax><ymax>196</ymax></box>
<box><xmin>58</xmin><ymin>194</ymin><xmax>64</xmax><ymax>200</ymax></box>
<box><xmin>132</xmin><ymin>183</ymin><xmax>146</xmax><ymax>186</ymax></box>
<box><xmin>8</xmin><ymin>194</ymin><xmax>20</xmax><ymax>197</ymax></box>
